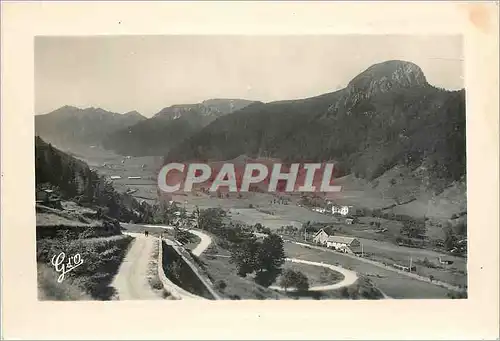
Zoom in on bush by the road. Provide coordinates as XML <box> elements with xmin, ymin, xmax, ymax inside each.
<box><xmin>279</xmin><ymin>269</ymin><xmax>310</xmax><ymax>292</ymax></box>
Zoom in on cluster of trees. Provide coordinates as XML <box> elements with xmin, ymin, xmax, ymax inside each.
<box><xmin>230</xmin><ymin>233</ymin><xmax>286</xmax><ymax>287</ymax></box>
<box><xmin>194</xmin><ymin>207</ymin><xmax>286</xmax><ymax>287</ymax></box>
<box><xmin>253</xmin><ymin>223</ymin><xmax>272</xmax><ymax>235</ymax></box>
<box><xmin>400</xmin><ymin>219</ymin><xmax>427</xmax><ymax>239</ymax></box>
<box><xmin>443</xmin><ymin>221</ymin><xmax>467</xmax><ymax>253</ymax></box>
<box><xmin>276</xmin><ymin>225</ymin><xmax>301</xmax><ymax>236</ymax></box>
<box><xmin>299</xmin><ymin>195</ymin><xmax>327</xmax><ymax>208</ymax></box>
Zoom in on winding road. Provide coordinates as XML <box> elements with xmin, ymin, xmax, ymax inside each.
<box><xmin>112</xmin><ymin>224</ymin><xmax>366</xmax><ymax>300</ymax></box>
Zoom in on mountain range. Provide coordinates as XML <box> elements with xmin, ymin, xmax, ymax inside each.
<box><xmin>35</xmin><ymin>60</ymin><xmax>466</xmax><ymax>194</ymax></box>
<box><xmin>35</xmin><ymin>106</ymin><xmax>147</xmax><ymax>149</ymax></box>
<box><xmin>165</xmin><ymin>60</ymin><xmax>466</xmax><ymax>189</ymax></box>
<box><xmin>101</xmin><ymin>98</ymin><xmax>255</xmax><ymax>156</ymax></box>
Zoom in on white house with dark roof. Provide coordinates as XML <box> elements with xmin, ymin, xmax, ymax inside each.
<box><xmin>326</xmin><ymin>235</ymin><xmax>361</xmax><ymax>254</ymax></box>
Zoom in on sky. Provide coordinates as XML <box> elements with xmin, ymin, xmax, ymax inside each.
<box><xmin>35</xmin><ymin>35</ymin><xmax>464</xmax><ymax>117</ymax></box>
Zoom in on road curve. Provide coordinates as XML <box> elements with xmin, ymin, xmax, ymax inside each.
<box><xmin>111</xmin><ymin>232</ymin><xmax>160</xmax><ymax>300</ymax></box>
<box><xmin>143</xmin><ymin>225</ymin><xmax>212</xmax><ymax>257</ymax></box>
<box><xmin>269</xmin><ymin>258</ymin><xmax>358</xmax><ymax>292</ymax></box>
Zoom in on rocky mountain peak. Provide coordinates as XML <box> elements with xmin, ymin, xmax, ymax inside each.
<box><xmin>347</xmin><ymin>60</ymin><xmax>428</xmax><ymax>94</ymax></box>
<box><xmin>329</xmin><ymin>60</ymin><xmax>428</xmax><ymax>115</ymax></box>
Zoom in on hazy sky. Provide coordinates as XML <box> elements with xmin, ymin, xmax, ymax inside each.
<box><xmin>35</xmin><ymin>35</ymin><xmax>463</xmax><ymax>117</ymax></box>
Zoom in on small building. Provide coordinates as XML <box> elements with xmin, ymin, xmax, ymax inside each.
<box><xmin>345</xmin><ymin>218</ymin><xmax>354</xmax><ymax>224</ymax></box>
<box><xmin>438</xmin><ymin>257</ymin><xmax>454</xmax><ymax>265</ymax></box>
<box><xmin>326</xmin><ymin>235</ymin><xmax>361</xmax><ymax>254</ymax></box>
<box><xmin>36</xmin><ymin>189</ymin><xmax>61</xmax><ymax>208</ymax></box>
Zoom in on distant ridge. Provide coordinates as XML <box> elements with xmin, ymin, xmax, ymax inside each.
<box><xmin>101</xmin><ymin>99</ymin><xmax>255</xmax><ymax>156</ymax></box>
<box><xmin>35</xmin><ymin>106</ymin><xmax>146</xmax><ymax>148</ymax></box>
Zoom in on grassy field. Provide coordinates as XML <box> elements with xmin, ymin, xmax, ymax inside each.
<box><xmin>356</xmin><ymin>237</ymin><xmax>467</xmax><ymax>287</ymax></box>
<box><xmin>199</xmin><ymin>256</ymin><xmax>288</xmax><ymax>300</ymax></box>
<box><xmin>283</xmin><ymin>242</ymin><xmax>452</xmax><ymax>299</ymax></box>
<box><xmin>277</xmin><ymin>260</ymin><xmax>345</xmax><ymax>287</ymax></box>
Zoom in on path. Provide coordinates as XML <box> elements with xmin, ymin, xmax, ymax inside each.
<box><xmin>110</xmin><ymin>232</ymin><xmax>160</xmax><ymax>300</ymax></box>
<box><xmin>269</xmin><ymin>258</ymin><xmax>358</xmax><ymax>291</ymax></box>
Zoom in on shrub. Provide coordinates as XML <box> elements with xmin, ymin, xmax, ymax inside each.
<box><xmin>279</xmin><ymin>269</ymin><xmax>310</xmax><ymax>292</ymax></box>
<box><xmin>217</xmin><ymin>280</ymin><xmax>227</xmax><ymax>291</ymax></box>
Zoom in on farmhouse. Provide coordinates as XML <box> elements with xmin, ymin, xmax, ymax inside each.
<box><xmin>438</xmin><ymin>257</ymin><xmax>454</xmax><ymax>265</ymax></box>
<box><xmin>312</xmin><ymin>228</ymin><xmax>330</xmax><ymax>245</ymax></box>
<box><xmin>326</xmin><ymin>235</ymin><xmax>361</xmax><ymax>254</ymax></box>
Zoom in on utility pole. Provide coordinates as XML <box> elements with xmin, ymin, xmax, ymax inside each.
<box><xmin>409</xmin><ymin>256</ymin><xmax>413</xmax><ymax>273</ymax></box>
<box><xmin>361</xmin><ymin>243</ymin><xmax>364</xmax><ymax>257</ymax></box>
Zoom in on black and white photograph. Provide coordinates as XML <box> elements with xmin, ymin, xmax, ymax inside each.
<box><xmin>33</xmin><ymin>35</ymin><xmax>469</xmax><ymax>301</ymax></box>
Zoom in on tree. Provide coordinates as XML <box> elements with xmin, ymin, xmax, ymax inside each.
<box><xmin>444</xmin><ymin>226</ymin><xmax>458</xmax><ymax>250</ymax></box>
<box><xmin>198</xmin><ymin>208</ymin><xmax>225</xmax><ymax>232</ymax></box>
<box><xmin>257</xmin><ymin>234</ymin><xmax>286</xmax><ymax>273</ymax></box>
<box><xmin>230</xmin><ymin>236</ymin><xmax>259</xmax><ymax>277</ymax></box>
<box><xmin>279</xmin><ymin>269</ymin><xmax>310</xmax><ymax>292</ymax></box>
<box><xmin>254</xmin><ymin>234</ymin><xmax>286</xmax><ymax>286</ymax></box>
<box><xmin>230</xmin><ymin>233</ymin><xmax>286</xmax><ymax>287</ymax></box>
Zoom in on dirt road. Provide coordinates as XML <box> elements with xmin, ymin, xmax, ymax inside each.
<box><xmin>110</xmin><ymin>232</ymin><xmax>160</xmax><ymax>300</ymax></box>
